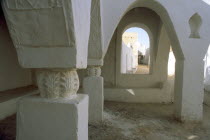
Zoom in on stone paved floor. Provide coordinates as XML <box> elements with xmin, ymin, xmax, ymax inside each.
<box><xmin>89</xmin><ymin>102</ymin><xmax>210</xmax><ymax>140</ymax></box>
<box><xmin>0</xmin><ymin>101</ymin><xmax>210</xmax><ymax>140</ymax></box>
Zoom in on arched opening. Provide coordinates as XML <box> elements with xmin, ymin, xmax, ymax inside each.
<box><xmin>121</xmin><ymin>27</ymin><xmax>150</xmax><ymax>74</ymax></box>
<box><xmin>103</xmin><ymin>7</ymin><xmax>178</xmax><ymax>99</ymax></box>
<box><xmin>204</xmin><ymin>44</ymin><xmax>210</xmax><ymax>105</ymax></box>
<box><xmin>168</xmin><ymin>47</ymin><xmax>176</xmax><ymax>77</ymax></box>
<box><xmin>102</xmin><ymin>2</ymin><xmax>185</xmax><ymax>121</ymax></box>
<box><xmin>167</xmin><ymin>47</ymin><xmax>176</xmax><ymax>101</ymax></box>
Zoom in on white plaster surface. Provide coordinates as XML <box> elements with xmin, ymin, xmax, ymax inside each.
<box><xmin>17</xmin><ymin>94</ymin><xmax>88</xmax><ymax>140</ymax></box>
<box><xmin>0</xmin><ymin>89</ymin><xmax>38</xmax><ymax>120</ymax></box>
<box><xmin>83</xmin><ymin>76</ymin><xmax>104</xmax><ymax>124</ymax></box>
<box><xmin>101</xmin><ymin>32</ymin><xmax>117</xmax><ymax>87</ymax></box>
<box><xmin>101</xmin><ymin>0</ymin><xmax>210</xmax><ymax>58</ymax></box>
<box><xmin>174</xmin><ymin>59</ymin><xmax>205</xmax><ymax>122</ymax></box>
<box><xmin>1</xmin><ymin>0</ymin><xmax>210</xmax><ymax>123</ymax></box>
<box><xmin>88</xmin><ymin>0</ymin><xmax>103</xmax><ymax>65</ymax></box>
<box><xmin>204</xmin><ymin>45</ymin><xmax>210</xmax><ymax>92</ymax></box>
<box><xmin>2</xmin><ymin>0</ymin><xmax>91</xmax><ymax>68</ymax></box>
<box><xmin>115</xmin><ymin>9</ymin><xmax>168</xmax><ymax>88</ymax></box>
<box><xmin>121</xmin><ymin>42</ymin><xmax>133</xmax><ymax>73</ymax></box>
<box><xmin>0</xmin><ymin>22</ymin><xmax>32</xmax><ymax>91</ymax></box>
<box><xmin>102</xmin><ymin>22</ymin><xmax>171</xmax><ymax>89</ymax></box>
<box><xmin>204</xmin><ymin>91</ymin><xmax>210</xmax><ymax>106</ymax></box>
<box><xmin>99</xmin><ymin>0</ymin><xmax>210</xmax><ymax>121</ymax></box>
<box><xmin>104</xmin><ymin>84</ymin><xmax>172</xmax><ymax>103</ymax></box>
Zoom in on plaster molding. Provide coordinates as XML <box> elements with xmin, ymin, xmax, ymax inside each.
<box><xmin>87</xmin><ymin>66</ymin><xmax>101</xmax><ymax>77</ymax></box>
<box><xmin>88</xmin><ymin>58</ymin><xmax>104</xmax><ymax>66</ymax></box>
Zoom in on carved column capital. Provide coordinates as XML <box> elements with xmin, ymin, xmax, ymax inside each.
<box><xmin>36</xmin><ymin>69</ymin><xmax>79</xmax><ymax>99</ymax></box>
<box><xmin>87</xmin><ymin>66</ymin><xmax>101</xmax><ymax>77</ymax></box>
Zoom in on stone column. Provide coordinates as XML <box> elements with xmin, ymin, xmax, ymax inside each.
<box><xmin>17</xmin><ymin>69</ymin><xmax>88</xmax><ymax>140</ymax></box>
<box><xmin>83</xmin><ymin>66</ymin><xmax>104</xmax><ymax>124</ymax></box>
<box><xmin>2</xmin><ymin>0</ymin><xmax>92</xmax><ymax>139</ymax></box>
<box><xmin>174</xmin><ymin>58</ymin><xmax>204</xmax><ymax>122</ymax></box>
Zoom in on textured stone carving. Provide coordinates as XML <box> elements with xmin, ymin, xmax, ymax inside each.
<box><xmin>87</xmin><ymin>66</ymin><xmax>101</xmax><ymax>77</ymax></box>
<box><xmin>36</xmin><ymin>69</ymin><xmax>79</xmax><ymax>99</ymax></box>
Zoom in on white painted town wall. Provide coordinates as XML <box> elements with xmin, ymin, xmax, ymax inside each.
<box><xmin>204</xmin><ymin>45</ymin><xmax>210</xmax><ymax>92</ymax></box>
<box><xmin>0</xmin><ymin>19</ymin><xmax>32</xmax><ymax>92</ymax></box>
<box><xmin>121</xmin><ymin>42</ymin><xmax>133</xmax><ymax>74</ymax></box>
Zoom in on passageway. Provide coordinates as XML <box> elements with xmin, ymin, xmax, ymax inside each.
<box><xmin>1</xmin><ymin>101</ymin><xmax>210</xmax><ymax>140</ymax></box>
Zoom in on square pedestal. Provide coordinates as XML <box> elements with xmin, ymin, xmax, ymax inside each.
<box><xmin>16</xmin><ymin>94</ymin><xmax>89</xmax><ymax>140</ymax></box>
<box><xmin>83</xmin><ymin>76</ymin><xmax>104</xmax><ymax>124</ymax></box>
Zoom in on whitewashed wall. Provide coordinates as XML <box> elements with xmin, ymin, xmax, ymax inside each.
<box><xmin>0</xmin><ymin>20</ymin><xmax>32</xmax><ymax>91</ymax></box>
<box><xmin>204</xmin><ymin>45</ymin><xmax>210</xmax><ymax>91</ymax></box>
<box><xmin>121</xmin><ymin>42</ymin><xmax>135</xmax><ymax>74</ymax></box>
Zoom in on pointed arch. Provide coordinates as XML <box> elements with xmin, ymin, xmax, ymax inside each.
<box><xmin>189</xmin><ymin>13</ymin><xmax>202</xmax><ymax>38</ymax></box>
<box><xmin>102</xmin><ymin>0</ymin><xmax>186</xmax><ymax>120</ymax></box>
<box><xmin>103</xmin><ymin>0</ymin><xmax>184</xmax><ymax>61</ymax></box>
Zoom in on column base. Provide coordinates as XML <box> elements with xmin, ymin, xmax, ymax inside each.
<box><xmin>174</xmin><ymin>104</ymin><xmax>203</xmax><ymax>123</ymax></box>
<box><xmin>17</xmin><ymin>94</ymin><xmax>88</xmax><ymax>140</ymax></box>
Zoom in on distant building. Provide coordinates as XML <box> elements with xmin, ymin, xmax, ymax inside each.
<box><xmin>122</xmin><ymin>32</ymin><xmax>138</xmax><ymax>47</ymax></box>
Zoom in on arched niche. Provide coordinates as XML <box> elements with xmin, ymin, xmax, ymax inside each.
<box><xmin>189</xmin><ymin>13</ymin><xmax>202</xmax><ymax>39</ymax></box>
